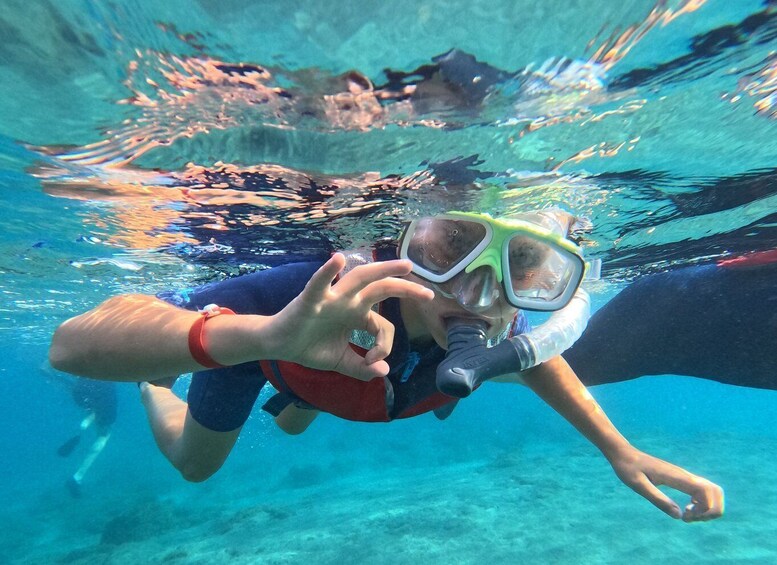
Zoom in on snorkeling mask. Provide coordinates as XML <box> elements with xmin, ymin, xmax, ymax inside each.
<box><xmin>398</xmin><ymin>211</ymin><xmax>585</xmax><ymax>312</ymax></box>
<box><xmin>397</xmin><ymin>211</ymin><xmax>593</xmax><ymax>400</ymax></box>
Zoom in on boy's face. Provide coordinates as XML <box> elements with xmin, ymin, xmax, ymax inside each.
<box><xmin>399</xmin><ymin>212</ymin><xmax>585</xmax><ymax>314</ymax></box>
<box><xmin>401</xmin><ymin>273</ymin><xmax>518</xmax><ymax>349</ymax></box>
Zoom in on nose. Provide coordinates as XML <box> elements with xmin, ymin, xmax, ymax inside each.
<box><xmin>451</xmin><ymin>266</ymin><xmax>501</xmax><ymax>313</ymax></box>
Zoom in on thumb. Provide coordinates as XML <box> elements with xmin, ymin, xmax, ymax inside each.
<box><xmin>630</xmin><ymin>475</ymin><xmax>682</xmax><ymax>519</ymax></box>
<box><xmin>335</xmin><ymin>349</ymin><xmax>389</xmax><ymax>381</ymax></box>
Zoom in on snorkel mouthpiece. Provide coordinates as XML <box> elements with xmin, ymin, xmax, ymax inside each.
<box><xmin>436</xmin><ymin>320</ymin><xmax>535</xmax><ymax>398</ymax></box>
<box><xmin>436</xmin><ymin>288</ymin><xmax>592</xmax><ymax>399</ymax></box>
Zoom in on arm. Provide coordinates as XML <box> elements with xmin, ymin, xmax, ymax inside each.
<box><xmin>515</xmin><ymin>355</ymin><xmax>724</xmax><ymax>522</ymax></box>
<box><xmin>50</xmin><ymin>254</ymin><xmax>434</xmax><ymax>382</ymax></box>
<box><xmin>49</xmin><ymin>293</ymin><xmax>251</xmax><ymax>381</ymax></box>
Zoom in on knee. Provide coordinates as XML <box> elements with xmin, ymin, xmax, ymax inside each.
<box><xmin>178</xmin><ymin>458</ymin><xmax>223</xmax><ymax>483</ymax></box>
<box><xmin>275</xmin><ymin>418</ymin><xmax>311</xmax><ymax>435</ymax></box>
<box><xmin>274</xmin><ymin>406</ymin><xmax>318</xmax><ymax>435</ymax></box>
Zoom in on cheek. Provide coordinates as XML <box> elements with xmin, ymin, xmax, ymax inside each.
<box><xmin>488</xmin><ymin>306</ymin><xmax>519</xmax><ymax>339</ymax></box>
<box><xmin>418</xmin><ymin>298</ymin><xmax>450</xmax><ymax>344</ymax></box>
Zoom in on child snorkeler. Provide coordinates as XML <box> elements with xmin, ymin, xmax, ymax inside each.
<box><xmin>50</xmin><ymin>210</ymin><xmax>723</xmax><ymax>522</ymax></box>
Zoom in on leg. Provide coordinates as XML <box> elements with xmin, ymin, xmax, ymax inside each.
<box><xmin>80</xmin><ymin>412</ymin><xmax>96</xmax><ymax>430</ymax></box>
<box><xmin>140</xmin><ymin>383</ymin><xmax>240</xmax><ymax>482</ymax></box>
<box><xmin>565</xmin><ymin>263</ymin><xmax>777</xmax><ymax>388</ymax></box>
<box><xmin>72</xmin><ymin>430</ymin><xmax>111</xmax><ymax>487</ymax></box>
<box><xmin>564</xmin><ymin>268</ymin><xmax>705</xmax><ymax>385</ymax></box>
<box><xmin>274</xmin><ymin>404</ymin><xmax>319</xmax><ymax>435</ymax></box>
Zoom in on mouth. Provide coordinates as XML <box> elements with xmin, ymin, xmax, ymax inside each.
<box><xmin>442</xmin><ymin>314</ymin><xmax>493</xmax><ymax>332</ymax></box>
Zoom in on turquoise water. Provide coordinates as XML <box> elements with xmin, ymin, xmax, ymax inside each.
<box><xmin>1</xmin><ymin>1</ymin><xmax>777</xmax><ymax>563</ymax></box>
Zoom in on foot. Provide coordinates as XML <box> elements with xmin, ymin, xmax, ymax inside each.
<box><xmin>56</xmin><ymin>435</ymin><xmax>80</xmax><ymax>457</ymax></box>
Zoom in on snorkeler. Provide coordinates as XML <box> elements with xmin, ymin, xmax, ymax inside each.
<box><xmin>56</xmin><ymin>379</ymin><xmax>117</xmax><ymax>497</ymax></box>
<box><xmin>229</xmin><ymin>48</ymin><xmax>610</xmax><ymax>131</ymax></box>
<box><xmin>49</xmin><ymin>210</ymin><xmax>723</xmax><ymax>522</ymax></box>
<box><xmin>564</xmin><ymin>249</ymin><xmax>777</xmax><ymax>389</ymax></box>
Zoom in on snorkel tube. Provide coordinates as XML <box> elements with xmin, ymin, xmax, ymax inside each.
<box><xmin>436</xmin><ymin>287</ymin><xmax>591</xmax><ymax>398</ymax></box>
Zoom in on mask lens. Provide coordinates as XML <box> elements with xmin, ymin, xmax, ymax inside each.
<box><xmin>438</xmin><ymin>266</ymin><xmax>501</xmax><ymax>312</ymax></box>
<box><xmin>507</xmin><ymin>236</ymin><xmax>578</xmax><ymax>304</ymax></box>
<box><xmin>406</xmin><ymin>218</ymin><xmax>487</xmax><ymax>277</ymax></box>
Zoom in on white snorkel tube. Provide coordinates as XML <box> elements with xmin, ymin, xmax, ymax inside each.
<box><xmin>521</xmin><ymin>285</ymin><xmax>591</xmax><ymax>365</ymax></box>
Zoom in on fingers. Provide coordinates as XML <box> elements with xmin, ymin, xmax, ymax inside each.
<box><xmin>631</xmin><ymin>463</ymin><xmax>725</xmax><ymax>522</ymax></box>
<box><xmin>360</xmin><ymin>277</ymin><xmax>435</xmax><ymax>305</ymax></box>
<box><xmin>336</xmin><ymin>349</ymin><xmax>390</xmax><ymax>381</ymax></box>
<box><xmin>306</xmin><ymin>257</ymin><xmax>433</xmax><ymax>313</ymax></box>
<box><xmin>333</xmin><ymin>259</ymin><xmax>416</xmax><ymax>296</ymax></box>
<box><xmin>363</xmin><ymin>310</ymin><xmax>394</xmax><ymax>364</ymax></box>
<box><xmin>304</xmin><ymin>253</ymin><xmax>346</xmax><ymax>298</ymax></box>
<box><xmin>334</xmin><ymin>311</ymin><xmax>396</xmax><ymax>377</ymax></box>
<box><xmin>628</xmin><ymin>475</ymin><xmax>683</xmax><ymax>519</ymax></box>
<box><xmin>658</xmin><ymin>470</ymin><xmax>725</xmax><ymax>522</ymax></box>
<box><xmin>617</xmin><ymin>452</ymin><xmax>725</xmax><ymax>522</ymax></box>
<box><xmin>681</xmin><ymin>481</ymin><xmax>725</xmax><ymax>522</ymax></box>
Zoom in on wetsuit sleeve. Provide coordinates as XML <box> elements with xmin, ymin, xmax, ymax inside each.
<box><xmin>157</xmin><ymin>261</ymin><xmax>326</xmax><ymax>432</ymax></box>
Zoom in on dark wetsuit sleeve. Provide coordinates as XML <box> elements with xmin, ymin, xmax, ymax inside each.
<box><xmin>157</xmin><ymin>261</ymin><xmax>325</xmax><ymax>432</ymax></box>
<box><xmin>564</xmin><ymin>263</ymin><xmax>777</xmax><ymax>389</ymax></box>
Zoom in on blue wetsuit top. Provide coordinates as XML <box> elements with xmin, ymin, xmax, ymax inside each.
<box><xmin>158</xmin><ymin>256</ymin><xmax>530</xmax><ymax>432</ymax></box>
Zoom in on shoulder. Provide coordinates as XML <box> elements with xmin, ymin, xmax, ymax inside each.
<box><xmin>157</xmin><ymin>260</ymin><xmax>326</xmax><ymax>314</ymax></box>
<box><xmin>502</xmin><ymin>311</ymin><xmax>530</xmax><ymax>341</ymax></box>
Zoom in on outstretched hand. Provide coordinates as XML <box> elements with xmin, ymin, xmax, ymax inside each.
<box><xmin>269</xmin><ymin>254</ymin><xmax>434</xmax><ymax>381</ymax></box>
<box><xmin>609</xmin><ymin>447</ymin><xmax>724</xmax><ymax>522</ymax></box>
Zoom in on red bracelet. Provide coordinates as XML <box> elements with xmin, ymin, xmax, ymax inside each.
<box><xmin>188</xmin><ymin>304</ymin><xmax>236</xmax><ymax>369</ymax></box>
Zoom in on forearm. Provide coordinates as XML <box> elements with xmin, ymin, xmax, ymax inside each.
<box><xmin>521</xmin><ymin>355</ymin><xmax>631</xmax><ymax>461</ymax></box>
<box><xmin>49</xmin><ymin>294</ymin><xmax>276</xmax><ymax>381</ymax></box>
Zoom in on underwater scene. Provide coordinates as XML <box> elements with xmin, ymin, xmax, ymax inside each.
<box><xmin>1</xmin><ymin>0</ymin><xmax>777</xmax><ymax>563</ymax></box>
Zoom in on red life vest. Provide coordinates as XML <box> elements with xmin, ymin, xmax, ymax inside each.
<box><xmin>260</xmin><ymin>347</ymin><xmax>458</xmax><ymax>422</ymax></box>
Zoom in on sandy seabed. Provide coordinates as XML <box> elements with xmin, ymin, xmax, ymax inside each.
<box><xmin>4</xmin><ymin>429</ymin><xmax>776</xmax><ymax>565</ymax></box>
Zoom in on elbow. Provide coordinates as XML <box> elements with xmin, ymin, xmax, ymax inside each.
<box><xmin>49</xmin><ymin>319</ymin><xmax>93</xmax><ymax>376</ymax></box>
<box><xmin>48</xmin><ymin>344</ymin><xmax>66</xmax><ymax>373</ymax></box>
<box><xmin>49</xmin><ymin>324</ymin><xmax>80</xmax><ymax>374</ymax></box>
